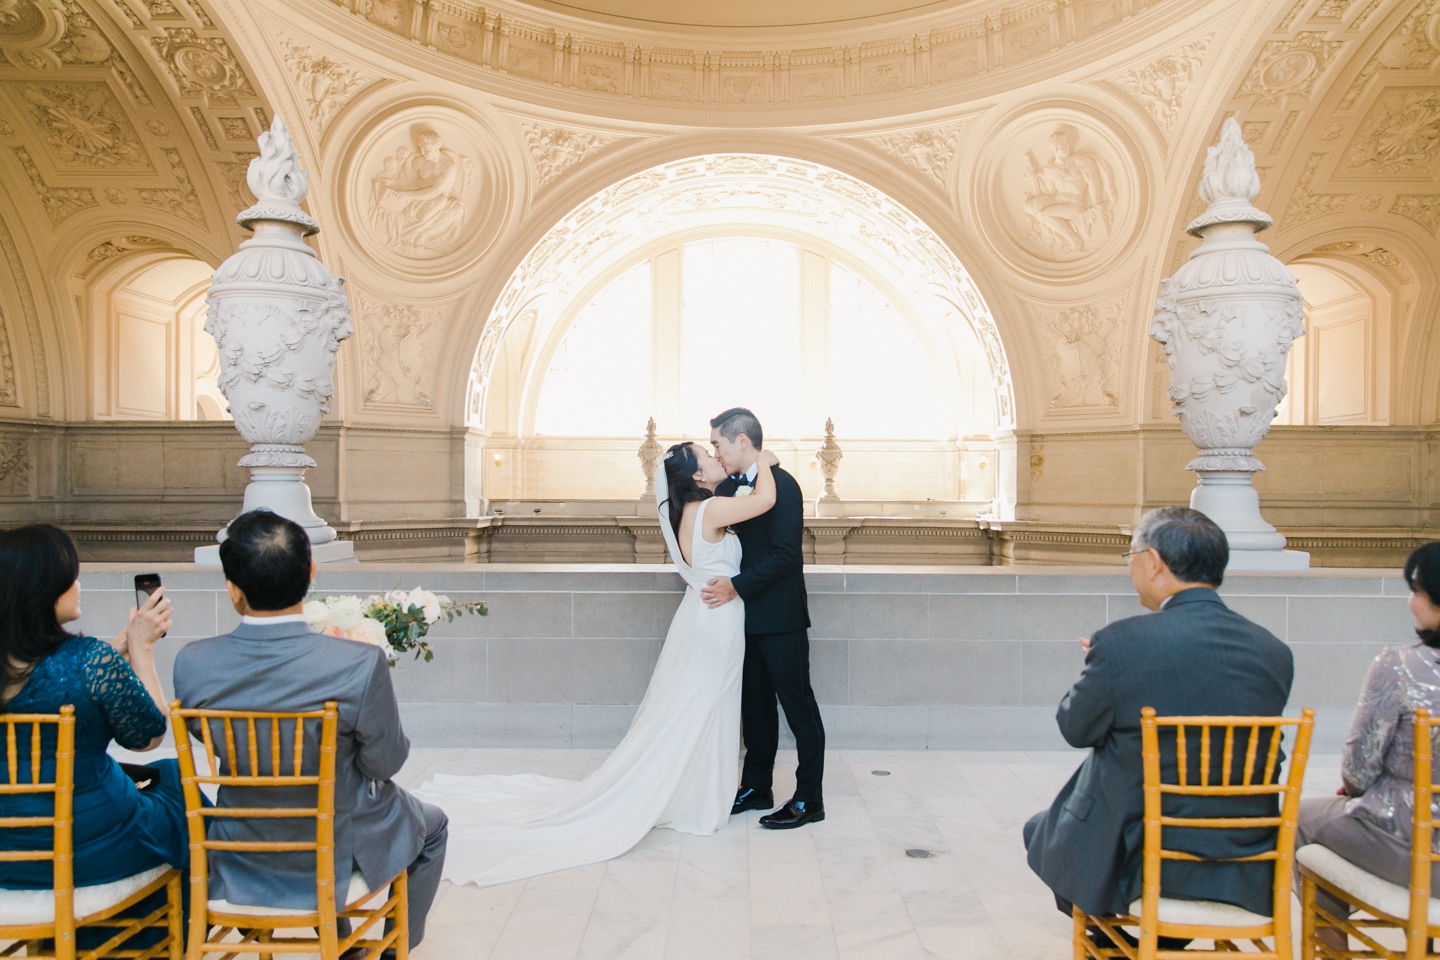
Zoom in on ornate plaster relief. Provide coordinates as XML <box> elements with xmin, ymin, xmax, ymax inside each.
<box><xmin>1338</xmin><ymin>86</ymin><xmax>1440</xmax><ymax>179</ymax></box>
<box><xmin>279</xmin><ymin>36</ymin><xmax>378</xmax><ymax>139</ymax></box>
<box><xmin>316</xmin><ymin>0</ymin><xmax>1177</xmax><ymax>116</ymax></box>
<box><xmin>844</xmin><ymin>121</ymin><xmax>967</xmax><ymax>192</ymax></box>
<box><xmin>1027</xmin><ymin>292</ymin><xmax>1128</xmax><ymax>412</ymax></box>
<box><xmin>1106</xmin><ymin>35</ymin><xmax>1212</xmax><ymax>140</ymax></box>
<box><xmin>514</xmin><ymin>118</ymin><xmax>632</xmax><ymax>191</ymax></box>
<box><xmin>1234</xmin><ymin>32</ymin><xmax>1346</xmax><ymax>108</ymax></box>
<box><xmin>0</xmin><ymin>213</ymin><xmax>45</xmax><ymax>416</ymax></box>
<box><xmin>975</xmin><ymin>107</ymin><xmax>1142</xmax><ymax>280</ymax></box>
<box><xmin>13</xmin><ymin>81</ymin><xmax>150</xmax><ymax>169</ymax></box>
<box><xmin>149</xmin><ymin>26</ymin><xmax>255</xmax><ymax>103</ymax></box>
<box><xmin>350</xmin><ymin>283</ymin><xmax>444</xmax><ymax>410</ymax></box>
<box><xmin>0</xmin><ymin>306</ymin><xmax>16</xmax><ymax>406</ymax></box>
<box><xmin>339</xmin><ymin>99</ymin><xmax>512</xmax><ymax>279</ymax></box>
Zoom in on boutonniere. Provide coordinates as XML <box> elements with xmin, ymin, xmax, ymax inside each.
<box><xmin>733</xmin><ymin>486</ymin><xmax>754</xmax><ymax>498</ymax></box>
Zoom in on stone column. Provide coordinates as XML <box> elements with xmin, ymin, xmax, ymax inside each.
<box><xmin>1150</xmin><ymin>117</ymin><xmax>1309</xmax><ymax>570</ymax></box>
<box><xmin>195</xmin><ymin>117</ymin><xmax>356</xmax><ymax>565</ymax></box>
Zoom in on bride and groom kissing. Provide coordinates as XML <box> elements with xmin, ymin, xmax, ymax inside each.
<box><xmin>414</xmin><ymin>407</ymin><xmax>827</xmax><ymax>888</ymax></box>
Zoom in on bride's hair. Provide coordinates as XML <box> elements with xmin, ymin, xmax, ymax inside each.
<box><xmin>661</xmin><ymin>442</ymin><xmax>713</xmax><ymax>539</ymax></box>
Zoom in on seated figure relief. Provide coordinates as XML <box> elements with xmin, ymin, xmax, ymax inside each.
<box><xmin>369</xmin><ymin>128</ymin><xmax>471</xmax><ymax>257</ymax></box>
<box><xmin>1022</xmin><ymin>125</ymin><xmax>1116</xmax><ymax>257</ymax></box>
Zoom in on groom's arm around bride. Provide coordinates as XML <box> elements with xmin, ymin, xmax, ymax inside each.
<box><xmin>701</xmin><ymin>407</ymin><xmax>826</xmax><ymax>829</ymax></box>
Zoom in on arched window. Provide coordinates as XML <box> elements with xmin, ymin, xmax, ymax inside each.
<box><xmin>534</xmin><ymin>261</ymin><xmax>652</xmax><ymax>436</ymax></box>
<box><xmin>532</xmin><ymin>237</ymin><xmax>960</xmax><ymax>442</ymax></box>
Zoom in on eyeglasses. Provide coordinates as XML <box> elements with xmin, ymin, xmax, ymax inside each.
<box><xmin>1121</xmin><ymin>549</ymin><xmax>1145</xmax><ymax>561</ymax></box>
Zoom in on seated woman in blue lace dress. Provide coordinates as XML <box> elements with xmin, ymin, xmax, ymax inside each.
<box><xmin>0</xmin><ymin>524</ymin><xmax>187</xmax><ymax>895</ymax></box>
<box><xmin>1297</xmin><ymin>540</ymin><xmax>1440</xmax><ymax>954</ymax></box>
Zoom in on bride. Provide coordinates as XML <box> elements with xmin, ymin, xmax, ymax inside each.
<box><xmin>413</xmin><ymin>442</ymin><xmax>780</xmax><ymax>887</ymax></box>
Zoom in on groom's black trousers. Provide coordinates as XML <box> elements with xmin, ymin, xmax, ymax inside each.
<box><xmin>740</xmin><ymin>628</ymin><xmax>826</xmax><ymax>805</ymax></box>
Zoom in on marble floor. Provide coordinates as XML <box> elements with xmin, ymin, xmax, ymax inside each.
<box><xmin>379</xmin><ymin>747</ymin><xmax>1346</xmax><ymax>960</ymax></box>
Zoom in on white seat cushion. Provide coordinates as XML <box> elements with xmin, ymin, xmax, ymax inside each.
<box><xmin>209</xmin><ymin>871</ymin><xmax>373</xmax><ymax>917</ymax></box>
<box><xmin>1297</xmin><ymin>843</ymin><xmax>1440</xmax><ymax>923</ymax></box>
<box><xmin>1127</xmin><ymin>896</ymin><xmax>1271</xmax><ymax>928</ymax></box>
<box><xmin>0</xmin><ymin>864</ymin><xmax>173</xmax><ymax>925</ymax></box>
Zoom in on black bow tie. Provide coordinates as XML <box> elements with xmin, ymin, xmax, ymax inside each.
<box><xmin>731</xmin><ymin>474</ymin><xmax>752</xmax><ymax>485</ymax></box>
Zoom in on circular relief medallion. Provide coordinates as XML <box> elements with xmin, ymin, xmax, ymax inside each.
<box><xmin>173</xmin><ymin>46</ymin><xmax>231</xmax><ymax>86</ymax></box>
<box><xmin>341</xmin><ymin>101</ymin><xmax>511</xmax><ymax>279</ymax></box>
<box><xmin>974</xmin><ymin>108</ymin><xmax>1142</xmax><ymax>280</ymax></box>
<box><xmin>0</xmin><ymin>0</ymin><xmax>44</xmax><ymax>40</ymax></box>
<box><xmin>0</xmin><ymin>0</ymin><xmax>64</xmax><ymax>49</ymax></box>
<box><xmin>1260</xmin><ymin>50</ymin><xmax>1316</xmax><ymax>95</ymax></box>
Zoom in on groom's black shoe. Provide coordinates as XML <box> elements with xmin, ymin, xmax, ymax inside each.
<box><xmin>731</xmin><ymin>787</ymin><xmax>774</xmax><ymax>815</ymax></box>
<box><xmin>758</xmin><ymin>799</ymin><xmax>824</xmax><ymax>829</ymax></box>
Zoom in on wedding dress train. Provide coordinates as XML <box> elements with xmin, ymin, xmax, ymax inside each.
<box><xmin>413</xmin><ymin>498</ymin><xmax>744</xmax><ymax>887</ymax></box>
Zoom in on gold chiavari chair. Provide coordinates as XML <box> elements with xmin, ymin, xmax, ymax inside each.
<box><xmin>1075</xmin><ymin>707</ymin><xmax>1316</xmax><ymax>960</ymax></box>
<box><xmin>1299</xmin><ymin>706</ymin><xmax>1440</xmax><ymax>960</ymax></box>
<box><xmin>0</xmin><ymin>706</ymin><xmax>182</xmax><ymax>960</ymax></box>
<box><xmin>170</xmin><ymin>700</ymin><xmax>407</xmax><ymax>960</ymax></box>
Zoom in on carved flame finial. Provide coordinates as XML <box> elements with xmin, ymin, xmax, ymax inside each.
<box><xmin>248</xmin><ymin>116</ymin><xmax>309</xmax><ymax>205</ymax></box>
<box><xmin>1186</xmin><ymin>117</ymin><xmax>1273</xmax><ymax>237</ymax></box>
<box><xmin>237</xmin><ymin>115</ymin><xmax>320</xmax><ymax>235</ymax></box>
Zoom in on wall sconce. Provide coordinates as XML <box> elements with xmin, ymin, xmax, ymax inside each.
<box><xmin>978</xmin><ymin>458</ymin><xmax>988</xmax><ymax>470</ymax></box>
<box><xmin>493</xmin><ymin>454</ymin><xmax>503</xmax><ymax>466</ymax></box>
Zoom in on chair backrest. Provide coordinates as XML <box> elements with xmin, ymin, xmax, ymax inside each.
<box><xmin>0</xmin><ymin>706</ymin><xmax>77</xmax><ymax>941</ymax></box>
<box><xmin>170</xmin><ymin>700</ymin><xmax>339</xmax><ymax>917</ymax></box>
<box><xmin>1407</xmin><ymin>707</ymin><xmax>1438</xmax><ymax>953</ymax></box>
<box><xmin>1139</xmin><ymin>707</ymin><xmax>1316</xmax><ymax>927</ymax></box>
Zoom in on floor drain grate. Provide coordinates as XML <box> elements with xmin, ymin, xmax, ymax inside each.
<box><xmin>871</xmin><ymin>770</ymin><xmax>891</xmax><ymax>776</ymax></box>
<box><xmin>906</xmin><ymin>849</ymin><xmax>933</xmax><ymax>859</ymax></box>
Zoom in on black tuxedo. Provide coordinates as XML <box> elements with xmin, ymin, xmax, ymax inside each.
<box><xmin>717</xmin><ymin>465</ymin><xmax>826</xmax><ymax>805</ymax></box>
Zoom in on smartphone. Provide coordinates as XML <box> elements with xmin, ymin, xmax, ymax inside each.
<box><xmin>134</xmin><ymin>573</ymin><xmax>166</xmax><ymax>638</ymax></box>
<box><xmin>134</xmin><ymin>573</ymin><xmax>161</xmax><ymax>608</ymax></box>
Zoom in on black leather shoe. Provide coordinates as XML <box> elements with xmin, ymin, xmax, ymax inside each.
<box><xmin>759</xmin><ymin>799</ymin><xmax>825</xmax><ymax>829</ymax></box>
<box><xmin>731</xmin><ymin>787</ymin><xmax>774</xmax><ymax>815</ymax></box>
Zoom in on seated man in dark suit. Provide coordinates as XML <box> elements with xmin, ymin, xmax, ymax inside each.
<box><xmin>1023</xmin><ymin>506</ymin><xmax>1294</xmax><ymax>944</ymax></box>
<box><xmin>174</xmin><ymin>510</ymin><xmax>447</xmax><ymax>958</ymax></box>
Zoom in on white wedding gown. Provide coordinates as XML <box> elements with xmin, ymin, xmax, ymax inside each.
<box><xmin>413</xmin><ymin>499</ymin><xmax>745</xmax><ymax>887</ymax></box>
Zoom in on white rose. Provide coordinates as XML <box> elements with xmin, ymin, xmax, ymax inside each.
<box><xmin>327</xmin><ymin>595</ymin><xmax>364</xmax><ymax>631</ymax></box>
<box><xmin>733</xmin><ymin>486</ymin><xmax>753</xmax><ymax>498</ymax></box>
<box><xmin>384</xmin><ymin>590</ymin><xmax>409</xmax><ymax>607</ymax></box>
<box><xmin>407</xmin><ymin>587</ymin><xmax>443</xmax><ymax>624</ymax></box>
<box><xmin>302</xmin><ymin>600</ymin><xmax>330</xmax><ymax>632</ymax></box>
<box><xmin>349</xmin><ymin>617</ymin><xmax>389</xmax><ymax>650</ymax></box>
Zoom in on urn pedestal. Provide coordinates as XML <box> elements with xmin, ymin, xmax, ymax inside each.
<box><xmin>1150</xmin><ymin>118</ymin><xmax>1308</xmax><ymax>571</ymax></box>
<box><xmin>195</xmin><ymin>117</ymin><xmax>355</xmax><ymax>566</ymax></box>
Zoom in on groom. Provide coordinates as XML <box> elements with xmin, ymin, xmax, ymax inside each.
<box><xmin>702</xmin><ymin>407</ymin><xmax>826</xmax><ymax>829</ymax></box>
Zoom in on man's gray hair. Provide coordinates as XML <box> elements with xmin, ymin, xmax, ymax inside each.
<box><xmin>1131</xmin><ymin>506</ymin><xmax>1229</xmax><ymax>587</ymax></box>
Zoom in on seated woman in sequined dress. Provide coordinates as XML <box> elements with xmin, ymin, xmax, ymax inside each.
<box><xmin>1297</xmin><ymin>540</ymin><xmax>1440</xmax><ymax>954</ymax></box>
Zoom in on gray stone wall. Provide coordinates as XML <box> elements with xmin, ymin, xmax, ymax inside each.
<box><xmin>71</xmin><ymin>564</ymin><xmax>1407</xmax><ymax>751</ymax></box>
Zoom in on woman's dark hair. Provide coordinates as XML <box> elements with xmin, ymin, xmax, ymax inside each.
<box><xmin>0</xmin><ymin>525</ymin><xmax>80</xmax><ymax>692</ymax></box>
<box><xmin>1404</xmin><ymin>541</ymin><xmax>1440</xmax><ymax>648</ymax></box>
<box><xmin>661</xmin><ymin>442</ymin><xmax>713</xmax><ymax>539</ymax></box>
<box><xmin>219</xmin><ymin>509</ymin><xmax>313</xmax><ymax>611</ymax></box>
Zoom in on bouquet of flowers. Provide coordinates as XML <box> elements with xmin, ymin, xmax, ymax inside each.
<box><xmin>303</xmin><ymin>587</ymin><xmax>487</xmax><ymax>665</ymax></box>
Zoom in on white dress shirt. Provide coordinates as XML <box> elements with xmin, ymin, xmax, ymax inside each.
<box><xmin>241</xmin><ymin>613</ymin><xmax>312</xmax><ymax>626</ymax></box>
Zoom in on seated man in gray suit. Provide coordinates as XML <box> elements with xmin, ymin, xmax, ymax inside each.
<box><xmin>174</xmin><ymin>510</ymin><xmax>447</xmax><ymax>957</ymax></box>
<box><xmin>1023</xmin><ymin>506</ymin><xmax>1293</xmax><ymax>947</ymax></box>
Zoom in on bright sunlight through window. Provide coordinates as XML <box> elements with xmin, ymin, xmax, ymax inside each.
<box><xmin>535</xmin><ymin>239</ymin><xmax>952</xmax><ymax>440</ymax></box>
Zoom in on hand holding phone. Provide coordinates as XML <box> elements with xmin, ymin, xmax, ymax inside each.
<box><xmin>128</xmin><ymin>573</ymin><xmax>171</xmax><ymax>648</ymax></box>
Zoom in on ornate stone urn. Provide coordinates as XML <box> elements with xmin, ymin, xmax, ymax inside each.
<box><xmin>195</xmin><ymin>117</ymin><xmax>355</xmax><ymax>564</ymax></box>
<box><xmin>1150</xmin><ymin>117</ymin><xmax>1308</xmax><ymax>569</ymax></box>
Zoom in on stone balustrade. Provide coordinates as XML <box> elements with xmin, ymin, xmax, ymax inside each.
<box><xmin>75</xmin><ymin>563</ymin><xmax>1407</xmax><ymax>752</ymax></box>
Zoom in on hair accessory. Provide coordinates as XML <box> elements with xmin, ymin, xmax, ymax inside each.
<box><xmin>663</xmin><ymin>449</ymin><xmax>675</xmax><ymax>461</ymax></box>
